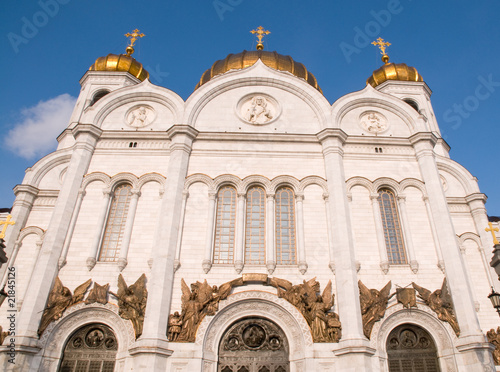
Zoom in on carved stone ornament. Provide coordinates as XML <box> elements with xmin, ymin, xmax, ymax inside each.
<box><xmin>237</xmin><ymin>94</ymin><xmax>280</xmax><ymax>125</ymax></box>
<box><xmin>38</xmin><ymin>277</ymin><xmax>92</xmax><ymax>336</ymax></box>
<box><xmin>110</xmin><ymin>274</ymin><xmax>147</xmax><ymax>339</ymax></box>
<box><xmin>0</xmin><ymin>325</ymin><xmax>9</xmax><ymax>345</ymax></box>
<box><xmin>487</xmin><ymin>327</ymin><xmax>500</xmax><ymax>365</ymax></box>
<box><xmin>412</xmin><ymin>279</ymin><xmax>460</xmax><ymax>336</ymax></box>
<box><xmin>85</xmin><ymin>282</ymin><xmax>110</xmax><ymax>305</ymax></box>
<box><xmin>358</xmin><ymin>280</ymin><xmax>392</xmax><ymax>339</ymax></box>
<box><xmin>125</xmin><ymin>105</ymin><xmax>156</xmax><ymax>128</ymax></box>
<box><xmin>359</xmin><ymin>111</ymin><xmax>389</xmax><ymax>133</ymax></box>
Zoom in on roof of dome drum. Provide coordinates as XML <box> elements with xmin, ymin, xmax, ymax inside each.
<box><xmin>367</xmin><ymin>60</ymin><xmax>422</xmax><ymax>88</ymax></box>
<box><xmin>194</xmin><ymin>50</ymin><xmax>323</xmax><ymax>93</ymax></box>
<box><xmin>89</xmin><ymin>53</ymin><xmax>149</xmax><ymax>81</ymax></box>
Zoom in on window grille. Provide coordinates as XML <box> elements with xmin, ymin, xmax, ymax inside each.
<box><xmin>245</xmin><ymin>186</ymin><xmax>266</xmax><ymax>264</ymax></box>
<box><xmin>275</xmin><ymin>187</ymin><xmax>296</xmax><ymax>265</ymax></box>
<box><xmin>378</xmin><ymin>188</ymin><xmax>407</xmax><ymax>264</ymax></box>
<box><xmin>213</xmin><ymin>186</ymin><xmax>237</xmax><ymax>264</ymax></box>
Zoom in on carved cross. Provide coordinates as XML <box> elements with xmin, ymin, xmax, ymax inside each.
<box><xmin>486</xmin><ymin>222</ymin><xmax>500</xmax><ymax>245</ymax></box>
<box><xmin>0</xmin><ymin>215</ymin><xmax>15</xmax><ymax>239</ymax></box>
<box><xmin>250</xmin><ymin>26</ymin><xmax>270</xmax><ymax>50</ymax></box>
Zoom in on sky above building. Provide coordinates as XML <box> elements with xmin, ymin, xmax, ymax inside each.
<box><xmin>1</xmin><ymin>1</ymin><xmax>499</xmax><ymax>215</ymax></box>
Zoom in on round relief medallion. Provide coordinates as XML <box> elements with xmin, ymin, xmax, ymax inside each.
<box><xmin>85</xmin><ymin>328</ymin><xmax>104</xmax><ymax>347</ymax></box>
<box><xmin>242</xmin><ymin>324</ymin><xmax>266</xmax><ymax>348</ymax></box>
<box><xmin>237</xmin><ymin>94</ymin><xmax>280</xmax><ymax>125</ymax></box>
<box><xmin>359</xmin><ymin>111</ymin><xmax>389</xmax><ymax>133</ymax></box>
<box><xmin>125</xmin><ymin>105</ymin><xmax>156</xmax><ymax>128</ymax></box>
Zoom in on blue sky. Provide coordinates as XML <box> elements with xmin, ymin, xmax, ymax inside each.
<box><xmin>1</xmin><ymin>1</ymin><xmax>499</xmax><ymax>215</ymax></box>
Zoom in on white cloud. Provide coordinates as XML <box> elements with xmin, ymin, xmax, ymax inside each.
<box><xmin>5</xmin><ymin>94</ymin><xmax>77</xmax><ymax>159</ymax></box>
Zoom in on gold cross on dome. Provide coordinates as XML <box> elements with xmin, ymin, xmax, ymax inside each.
<box><xmin>371</xmin><ymin>37</ymin><xmax>391</xmax><ymax>63</ymax></box>
<box><xmin>250</xmin><ymin>26</ymin><xmax>271</xmax><ymax>50</ymax></box>
<box><xmin>124</xmin><ymin>29</ymin><xmax>145</xmax><ymax>55</ymax></box>
<box><xmin>0</xmin><ymin>215</ymin><xmax>15</xmax><ymax>239</ymax></box>
<box><xmin>486</xmin><ymin>222</ymin><xmax>500</xmax><ymax>245</ymax></box>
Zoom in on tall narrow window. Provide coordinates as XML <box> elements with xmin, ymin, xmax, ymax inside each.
<box><xmin>378</xmin><ymin>188</ymin><xmax>407</xmax><ymax>264</ymax></box>
<box><xmin>275</xmin><ymin>187</ymin><xmax>296</xmax><ymax>264</ymax></box>
<box><xmin>213</xmin><ymin>186</ymin><xmax>236</xmax><ymax>264</ymax></box>
<box><xmin>99</xmin><ymin>184</ymin><xmax>132</xmax><ymax>262</ymax></box>
<box><xmin>245</xmin><ymin>186</ymin><xmax>266</xmax><ymax>264</ymax></box>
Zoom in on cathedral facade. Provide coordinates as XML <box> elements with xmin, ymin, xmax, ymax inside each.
<box><xmin>0</xmin><ymin>37</ymin><xmax>499</xmax><ymax>371</ymax></box>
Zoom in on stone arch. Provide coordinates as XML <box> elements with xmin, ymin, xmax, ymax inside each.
<box><xmin>17</xmin><ymin>225</ymin><xmax>45</xmax><ymax>244</ymax></box>
<box><xmin>185</xmin><ymin>173</ymin><xmax>216</xmax><ymax>192</ymax></box>
<box><xmin>110</xmin><ymin>173</ymin><xmax>139</xmax><ymax>189</ymax></box>
<box><xmin>81</xmin><ymin>172</ymin><xmax>111</xmax><ymax>190</ymax></box>
<box><xmin>458</xmin><ymin>232</ymin><xmax>482</xmax><ymax>251</ymax></box>
<box><xmin>298</xmin><ymin>176</ymin><xmax>328</xmax><ymax>195</ymax></box>
<box><xmin>370</xmin><ymin>305</ymin><xmax>458</xmax><ymax>372</ymax></box>
<box><xmin>346</xmin><ymin>176</ymin><xmax>374</xmax><ymax>194</ymax></box>
<box><xmin>212</xmin><ymin>174</ymin><xmax>241</xmax><ymax>193</ymax></box>
<box><xmin>400</xmin><ymin>178</ymin><xmax>427</xmax><ymax>198</ymax></box>
<box><xmin>38</xmin><ymin>303</ymin><xmax>134</xmax><ymax>371</ymax></box>
<box><xmin>26</xmin><ymin>151</ymin><xmax>73</xmax><ymax>187</ymax></box>
<box><xmin>271</xmin><ymin>175</ymin><xmax>300</xmax><ymax>194</ymax></box>
<box><xmin>373</xmin><ymin>178</ymin><xmax>403</xmax><ymax>195</ymax></box>
<box><xmin>137</xmin><ymin>172</ymin><xmax>166</xmax><ymax>190</ymax></box>
<box><xmin>242</xmin><ymin>175</ymin><xmax>272</xmax><ymax>194</ymax></box>
<box><xmin>197</xmin><ymin>291</ymin><xmax>312</xmax><ymax>371</ymax></box>
<box><xmin>436</xmin><ymin>161</ymin><xmax>479</xmax><ymax>195</ymax></box>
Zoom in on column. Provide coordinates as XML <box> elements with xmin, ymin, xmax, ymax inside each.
<box><xmin>130</xmin><ymin>125</ymin><xmax>197</xmax><ymax>371</ymax></box>
<box><xmin>202</xmin><ymin>191</ymin><xmax>217</xmax><ymax>273</ymax></box>
<box><xmin>410</xmin><ymin>132</ymin><xmax>492</xmax><ymax>369</ymax></box>
<box><xmin>10</xmin><ymin>124</ymin><xmax>101</xmax><ymax>369</ymax></box>
<box><xmin>423</xmin><ymin>196</ymin><xmax>445</xmax><ymax>272</ymax></box>
<box><xmin>174</xmin><ymin>190</ymin><xmax>189</xmax><ymax>272</ymax></box>
<box><xmin>59</xmin><ymin>189</ymin><xmax>86</xmax><ymax>269</ymax></box>
<box><xmin>266</xmin><ymin>193</ymin><xmax>275</xmax><ymax>274</ymax></box>
<box><xmin>0</xmin><ymin>185</ymin><xmax>38</xmax><ymax>282</ymax></box>
<box><xmin>117</xmin><ymin>189</ymin><xmax>141</xmax><ymax>272</ymax></box>
<box><xmin>86</xmin><ymin>189</ymin><xmax>111</xmax><ymax>270</ymax></box>
<box><xmin>397</xmin><ymin>195</ymin><xmax>419</xmax><ymax>273</ymax></box>
<box><xmin>466</xmin><ymin>193</ymin><xmax>500</xmax><ymax>290</ymax></box>
<box><xmin>370</xmin><ymin>193</ymin><xmax>390</xmax><ymax>274</ymax></box>
<box><xmin>234</xmin><ymin>193</ymin><xmax>246</xmax><ymax>274</ymax></box>
<box><xmin>295</xmin><ymin>193</ymin><xmax>307</xmax><ymax>274</ymax></box>
<box><xmin>323</xmin><ymin>193</ymin><xmax>336</xmax><ymax>273</ymax></box>
<box><xmin>317</xmin><ymin>128</ymin><xmax>374</xmax><ymax>369</ymax></box>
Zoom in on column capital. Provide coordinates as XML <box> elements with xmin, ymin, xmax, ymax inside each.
<box><xmin>370</xmin><ymin>193</ymin><xmax>379</xmax><ymax>201</ymax></box>
<box><xmin>208</xmin><ymin>191</ymin><xmax>217</xmax><ymax>200</ymax></box>
<box><xmin>13</xmin><ymin>184</ymin><xmax>40</xmax><ymax>198</ymax></box>
<box><xmin>397</xmin><ymin>195</ymin><xmax>407</xmax><ymax>203</ymax></box>
<box><xmin>102</xmin><ymin>189</ymin><xmax>112</xmax><ymax>197</ymax></box>
<box><xmin>71</xmin><ymin>123</ymin><xmax>103</xmax><ymax>142</ymax></box>
<box><xmin>182</xmin><ymin>190</ymin><xmax>190</xmax><ymax>198</ymax></box>
<box><xmin>408</xmin><ymin>132</ymin><xmax>438</xmax><ymax>147</ymax></box>
<box><xmin>266</xmin><ymin>193</ymin><xmax>275</xmax><ymax>200</ymax></box>
<box><xmin>295</xmin><ymin>193</ymin><xmax>304</xmax><ymax>202</ymax></box>
<box><xmin>131</xmin><ymin>189</ymin><xmax>142</xmax><ymax>197</ymax></box>
<box><xmin>322</xmin><ymin>193</ymin><xmax>330</xmax><ymax>201</ymax></box>
<box><xmin>316</xmin><ymin>128</ymin><xmax>348</xmax><ymax>144</ymax></box>
<box><xmin>465</xmin><ymin>193</ymin><xmax>487</xmax><ymax>205</ymax></box>
<box><xmin>166</xmin><ymin>124</ymin><xmax>199</xmax><ymax>141</ymax></box>
<box><xmin>237</xmin><ymin>192</ymin><xmax>247</xmax><ymax>199</ymax></box>
<box><xmin>78</xmin><ymin>189</ymin><xmax>87</xmax><ymax>198</ymax></box>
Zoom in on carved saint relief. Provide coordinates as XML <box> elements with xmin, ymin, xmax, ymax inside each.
<box><xmin>359</xmin><ymin>111</ymin><xmax>388</xmax><ymax>133</ymax></box>
<box><xmin>238</xmin><ymin>94</ymin><xmax>279</xmax><ymax>125</ymax></box>
<box><xmin>126</xmin><ymin>105</ymin><xmax>155</xmax><ymax>128</ymax></box>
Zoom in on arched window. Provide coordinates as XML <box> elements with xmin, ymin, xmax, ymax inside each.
<box><xmin>275</xmin><ymin>187</ymin><xmax>296</xmax><ymax>265</ymax></box>
<box><xmin>99</xmin><ymin>184</ymin><xmax>132</xmax><ymax>262</ymax></box>
<box><xmin>245</xmin><ymin>186</ymin><xmax>266</xmax><ymax>264</ymax></box>
<box><xmin>213</xmin><ymin>186</ymin><xmax>237</xmax><ymax>264</ymax></box>
<box><xmin>378</xmin><ymin>188</ymin><xmax>407</xmax><ymax>264</ymax></box>
<box><xmin>58</xmin><ymin>323</ymin><xmax>117</xmax><ymax>372</ymax></box>
<box><xmin>90</xmin><ymin>90</ymin><xmax>110</xmax><ymax>106</ymax></box>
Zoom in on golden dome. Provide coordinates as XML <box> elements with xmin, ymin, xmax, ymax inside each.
<box><xmin>195</xmin><ymin>50</ymin><xmax>322</xmax><ymax>93</ymax></box>
<box><xmin>367</xmin><ymin>61</ymin><xmax>422</xmax><ymax>87</ymax></box>
<box><xmin>89</xmin><ymin>54</ymin><xmax>149</xmax><ymax>81</ymax></box>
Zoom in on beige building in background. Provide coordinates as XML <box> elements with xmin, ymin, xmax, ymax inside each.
<box><xmin>0</xmin><ymin>40</ymin><xmax>499</xmax><ymax>371</ymax></box>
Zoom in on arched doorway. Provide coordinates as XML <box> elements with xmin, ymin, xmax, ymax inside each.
<box><xmin>387</xmin><ymin>324</ymin><xmax>440</xmax><ymax>372</ymax></box>
<box><xmin>218</xmin><ymin>317</ymin><xmax>289</xmax><ymax>372</ymax></box>
<box><xmin>58</xmin><ymin>323</ymin><xmax>118</xmax><ymax>372</ymax></box>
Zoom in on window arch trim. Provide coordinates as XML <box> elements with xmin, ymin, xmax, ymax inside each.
<box><xmin>378</xmin><ymin>187</ymin><xmax>407</xmax><ymax>265</ymax></box>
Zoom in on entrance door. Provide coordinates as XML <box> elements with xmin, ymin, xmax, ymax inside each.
<box><xmin>218</xmin><ymin>317</ymin><xmax>289</xmax><ymax>372</ymax></box>
<box><xmin>387</xmin><ymin>324</ymin><xmax>441</xmax><ymax>372</ymax></box>
<box><xmin>58</xmin><ymin>323</ymin><xmax>118</xmax><ymax>372</ymax></box>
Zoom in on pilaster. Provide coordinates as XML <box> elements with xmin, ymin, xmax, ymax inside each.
<box><xmin>10</xmin><ymin>124</ymin><xmax>101</xmax><ymax>366</ymax></box>
<box><xmin>410</xmin><ymin>132</ymin><xmax>492</xmax><ymax>369</ymax></box>
<box><xmin>132</xmin><ymin>125</ymin><xmax>198</xmax><ymax>366</ymax></box>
